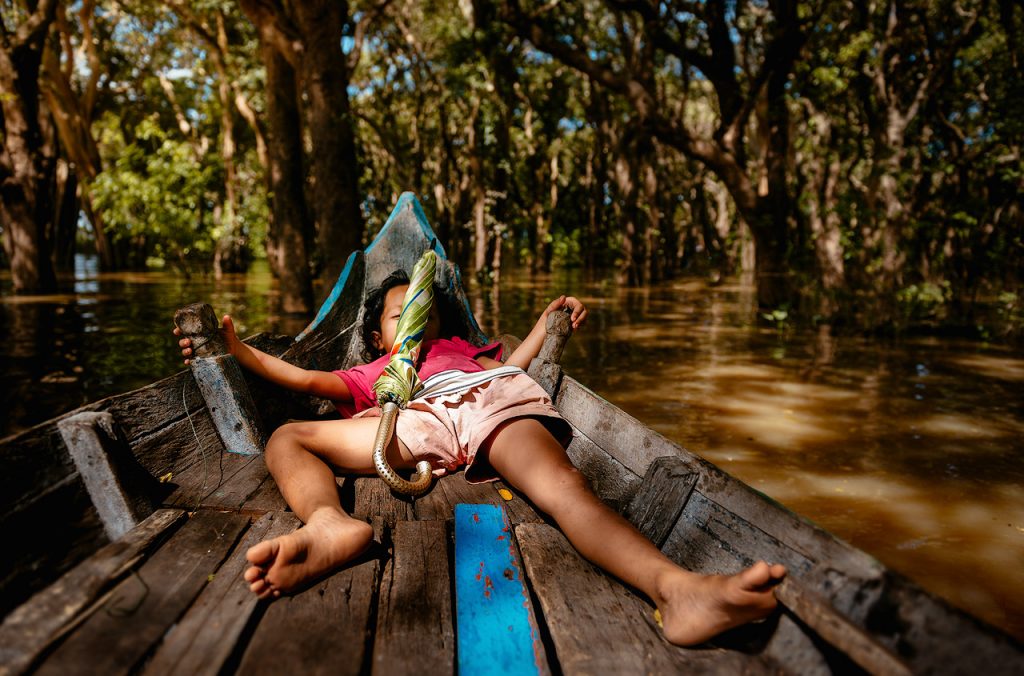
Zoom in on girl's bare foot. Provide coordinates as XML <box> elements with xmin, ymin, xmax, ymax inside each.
<box><xmin>655</xmin><ymin>561</ymin><xmax>787</xmax><ymax>646</ymax></box>
<box><xmin>243</xmin><ymin>507</ymin><xmax>373</xmax><ymax>599</ymax></box>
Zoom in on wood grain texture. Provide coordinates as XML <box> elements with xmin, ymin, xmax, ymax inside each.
<box><xmin>372</xmin><ymin>520</ymin><xmax>454</xmax><ymax>675</ymax></box>
<box><xmin>239</xmin><ymin>471</ymin><xmax>289</xmax><ymax>514</ymax></box>
<box><xmin>352</xmin><ymin>476</ymin><xmax>414</xmax><ymax>527</ymax></box>
<box><xmin>34</xmin><ymin>510</ymin><xmax>249</xmax><ymax>675</ymax></box>
<box><xmin>622</xmin><ymin>455</ymin><xmax>696</xmax><ymax>548</ymax></box>
<box><xmin>662</xmin><ymin>490</ymin><xmax>814</xmax><ymax>577</ymax></box>
<box><xmin>0</xmin><ymin>509</ymin><xmax>186</xmax><ymax>676</ymax></box>
<box><xmin>0</xmin><ymin>477</ymin><xmax>107</xmax><ymax>621</ymax></box>
<box><xmin>563</xmin><ymin>431</ymin><xmax>642</xmax><ymax>513</ymax></box>
<box><xmin>162</xmin><ymin>449</ymin><xmax>265</xmax><ymax>511</ymax></box>
<box><xmin>236</xmin><ymin>521</ymin><xmax>381</xmax><ymax>676</ymax></box>
<box><xmin>491</xmin><ymin>480</ymin><xmax>544</xmax><ymax>525</ymax></box>
<box><xmin>141</xmin><ymin>512</ymin><xmax>296</xmax><ymax>676</ymax></box>
<box><xmin>555</xmin><ymin>376</ymin><xmax>669</xmax><ymax>477</ymax></box>
<box><xmin>412</xmin><ymin>472</ymin><xmax>508</xmax><ymax>521</ymax></box>
<box><xmin>514</xmin><ymin>522</ymin><xmax>775</xmax><ymax>675</ymax></box>
<box><xmin>58</xmin><ymin>412</ymin><xmax>156</xmax><ymax>540</ymax></box>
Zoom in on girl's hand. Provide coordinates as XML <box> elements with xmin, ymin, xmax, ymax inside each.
<box><xmin>172</xmin><ymin>314</ymin><xmax>241</xmax><ymax>365</ymax></box>
<box><xmin>543</xmin><ymin>295</ymin><xmax>588</xmax><ymax>330</ymax></box>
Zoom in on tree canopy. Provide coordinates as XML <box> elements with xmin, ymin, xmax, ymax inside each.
<box><xmin>1</xmin><ymin>0</ymin><xmax>1020</xmax><ymax>334</ymax></box>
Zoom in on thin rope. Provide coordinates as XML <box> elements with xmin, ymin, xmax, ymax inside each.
<box><xmin>105</xmin><ymin>567</ymin><xmax>150</xmax><ymax>617</ymax></box>
<box><xmin>182</xmin><ymin>375</ymin><xmax>210</xmax><ymax>516</ymax></box>
<box><xmin>98</xmin><ymin>374</ymin><xmax>210</xmax><ymax>618</ymax></box>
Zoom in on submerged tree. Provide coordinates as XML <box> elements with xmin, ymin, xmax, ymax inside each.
<box><xmin>0</xmin><ymin>0</ymin><xmax>60</xmax><ymax>293</ymax></box>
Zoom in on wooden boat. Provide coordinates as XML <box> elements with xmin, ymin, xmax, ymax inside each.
<box><xmin>1</xmin><ymin>193</ymin><xmax>1021</xmax><ymax>675</ymax></box>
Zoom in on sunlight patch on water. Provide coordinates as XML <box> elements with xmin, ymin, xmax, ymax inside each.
<box><xmin>916</xmin><ymin>413</ymin><xmax>1007</xmax><ymax>440</ymax></box>
<box><xmin>945</xmin><ymin>354</ymin><xmax>1024</xmax><ymax>382</ymax></box>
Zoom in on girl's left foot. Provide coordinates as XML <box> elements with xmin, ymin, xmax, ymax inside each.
<box><xmin>655</xmin><ymin>561</ymin><xmax>787</xmax><ymax>646</ymax></box>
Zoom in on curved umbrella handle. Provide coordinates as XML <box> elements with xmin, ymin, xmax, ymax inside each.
<box><xmin>372</xmin><ymin>402</ymin><xmax>433</xmax><ymax>496</ymax></box>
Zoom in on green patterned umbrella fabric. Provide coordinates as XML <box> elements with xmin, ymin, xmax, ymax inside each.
<box><xmin>372</xmin><ymin>249</ymin><xmax>436</xmax><ymax>406</ymax></box>
<box><xmin>370</xmin><ymin>249</ymin><xmax>437</xmax><ymax>495</ymax></box>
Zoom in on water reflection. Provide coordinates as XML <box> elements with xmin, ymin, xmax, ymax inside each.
<box><xmin>0</xmin><ymin>258</ymin><xmax>1021</xmax><ymax>641</ymax></box>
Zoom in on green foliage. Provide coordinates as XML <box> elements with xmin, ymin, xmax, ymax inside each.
<box><xmin>92</xmin><ymin>116</ymin><xmax>219</xmax><ymax>269</ymax></box>
<box><xmin>896</xmin><ymin>282</ymin><xmax>952</xmax><ymax>322</ymax></box>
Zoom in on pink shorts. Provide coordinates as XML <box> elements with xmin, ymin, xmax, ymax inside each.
<box><xmin>353</xmin><ymin>372</ymin><xmax>572</xmax><ymax>483</ymax></box>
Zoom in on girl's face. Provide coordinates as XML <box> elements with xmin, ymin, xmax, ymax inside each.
<box><xmin>372</xmin><ymin>284</ymin><xmax>442</xmax><ymax>353</ymax></box>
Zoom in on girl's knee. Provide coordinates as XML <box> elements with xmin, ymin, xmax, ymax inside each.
<box><xmin>265</xmin><ymin>423</ymin><xmax>308</xmax><ymax>463</ymax></box>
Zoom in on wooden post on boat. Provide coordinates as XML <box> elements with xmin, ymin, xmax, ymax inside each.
<box><xmin>527</xmin><ymin>309</ymin><xmax>573</xmax><ymax>400</ymax></box>
<box><xmin>57</xmin><ymin>412</ymin><xmax>156</xmax><ymax>540</ymax></box>
<box><xmin>174</xmin><ymin>303</ymin><xmax>265</xmax><ymax>456</ymax></box>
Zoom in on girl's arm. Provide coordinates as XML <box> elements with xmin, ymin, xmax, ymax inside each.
<box><xmin>490</xmin><ymin>295</ymin><xmax>587</xmax><ymax>370</ymax></box>
<box><xmin>174</xmin><ymin>315</ymin><xmax>352</xmax><ymax>402</ymax></box>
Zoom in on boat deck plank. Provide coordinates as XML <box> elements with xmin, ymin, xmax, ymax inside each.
<box><xmin>234</xmin><ymin>517</ymin><xmax>381</xmax><ymax>676</ymax></box>
<box><xmin>20</xmin><ymin>471</ymin><xmax>846</xmax><ymax>676</ymax></box>
<box><xmin>34</xmin><ymin>510</ymin><xmax>249</xmax><ymax>676</ymax></box>
<box><xmin>163</xmin><ymin>452</ymin><xmax>267</xmax><ymax>512</ymax></box>
<box><xmin>372</xmin><ymin>520</ymin><xmax>455</xmax><ymax>675</ymax></box>
<box><xmin>0</xmin><ymin>508</ymin><xmax>186</xmax><ymax>676</ymax></box>
<box><xmin>140</xmin><ymin>511</ymin><xmax>294</xmax><ymax>676</ymax></box>
<box><xmin>514</xmin><ymin>521</ymin><xmax>776</xmax><ymax>675</ymax></box>
<box><xmin>351</xmin><ymin>476</ymin><xmax>415</xmax><ymax>526</ymax></box>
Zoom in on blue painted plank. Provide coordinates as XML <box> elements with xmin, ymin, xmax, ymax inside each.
<box><xmin>454</xmin><ymin>504</ymin><xmax>544</xmax><ymax>676</ymax></box>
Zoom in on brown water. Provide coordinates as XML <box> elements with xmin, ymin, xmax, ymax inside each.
<box><xmin>2</xmin><ymin>257</ymin><xmax>1022</xmax><ymax>640</ymax></box>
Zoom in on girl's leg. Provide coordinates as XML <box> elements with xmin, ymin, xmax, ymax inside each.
<box><xmin>244</xmin><ymin>417</ymin><xmax>417</xmax><ymax>599</ymax></box>
<box><xmin>484</xmin><ymin>418</ymin><xmax>786</xmax><ymax>646</ymax></box>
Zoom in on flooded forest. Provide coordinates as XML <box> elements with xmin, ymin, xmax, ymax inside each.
<box><xmin>1</xmin><ymin>0</ymin><xmax>1022</xmax><ymax>646</ymax></box>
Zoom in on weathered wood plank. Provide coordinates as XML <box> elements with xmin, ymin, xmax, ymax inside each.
<box><xmin>236</xmin><ymin>521</ymin><xmax>381</xmax><ymax>676</ymax></box>
<box><xmin>0</xmin><ymin>333</ymin><xmax>286</xmax><ymax>522</ymax></box>
<box><xmin>162</xmin><ymin>448</ymin><xmax>263</xmax><ymax>511</ymax></box>
<box><xmin>774</xmin><ymin>581</ymin><xmax>911</xmax><ymax>676</ymax></box>
<box><xmin>57</xmin><ymin>412</ymin><xmax>156</xmax><ymax>540</ymax></box>
<box><xmin>352</xmin><ymin>476</ymin><xmax>414</xmax><ymax>527</ymax></box>
<box><xmin>372</xmin><ymin>520</ymin><xmax>454</xmax><ymax>675</ymax></box>
<box><xmin>514</xmin><ymin>522</ymin><xmax>775</xmax><ymax>675</ymax></box>
<box><xmin>555</xmin><ymin>376</ymin><xmax>668</xmax><ymax>477</ymax></box>
<box><xmin>34</xmin><ymin>510</ymin><xmax>249</xmax><ymax>675</ymax></box>
<box><xmin>563</xmin><ymin>430</ymin><xmax>642</xmax><ymax>513</ymax></box>
<box><xmin>454</xmin><ymin>505</ymin><xmax>548</xmax><ymax>676</ymax></box>
<box><xmin>129</xmin><ymin>400</ymin><xmax>226</xmax><ymax>480</ymax></box>
<box><xmin>622</xmin><ymin>455</ymin><xmax>697</xmax><ymax>548</ymax></box>
<box><xmin>491</xmin><ymin>480</ymin><xmax>544</xmax><ymax>525</ymax></box>
<box><xmin>0</xmin><ymin>421</ymin><xmax>76</xmax><ymax>521</ymax></box>
<box><xmin>0</xmin><ymin>509</ymin><xmax>186</xmax><ymax>676</ymax></box>
<box><xmin>239</xmin><ymin>471</ymin><xmax>289</xmax><ymax>515</ymax></box>
<box><xmin>662</xmin><ymin>490</ymin><xmax>814</xmax><ymax>578</ymax></box>
<box><xmin>412</xmin><ymin>472</ymin><xmax>507</xmax><ymax>521</ymax></box>
<box><xmin>190</xmin><ymin>354</ymin><xmax>267</xmax><ymax>455</ymax></box>
<box><xmin>0</xmin><ymin>477</ymin><xmax>106</xmax><ymax>619</ymax></box>
<box><xmin>140</xmin><ymin>512</ymin><xmax>296</xmax><ymax>676</ymax></box>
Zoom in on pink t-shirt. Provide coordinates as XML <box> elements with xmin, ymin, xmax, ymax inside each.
<box><xmin>333</xmin><ymin>336</ymin><xmax>503</xmax><ymax>417</ymax></box>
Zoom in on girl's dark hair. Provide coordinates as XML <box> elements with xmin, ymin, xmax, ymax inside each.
<box><xmin>361</xmin><ymin>269</ymin><xmax>468</xmax><ymax>362</ymax></box>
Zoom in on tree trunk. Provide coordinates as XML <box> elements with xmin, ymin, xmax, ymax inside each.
<box><xmin>0</xmin><ymin>0</ymin><xmax>60</xmax><ymax>293</ymax></box>
<box><xmin>51</xmin><ymin>157</ymin><xmax>78</xmax><ymax>271</ymax></box>
<box><xmin>212</xmin><ymin>11</ymin><xmax>243</xmax><ymax>277</ymax></box>
<box><xmin>290</xmin><ymin>0</ymin><xmax>364</xmax><ymax>298</ymax></box>
<box><xmin>40</xmin><ymin>10</ymin><xmax>115</xmax><ymax>269</ymax></box>
<box><xmin>262</xmin><ymin>43</ymin><xmax>314</xmax><ymax>314</ymax></box>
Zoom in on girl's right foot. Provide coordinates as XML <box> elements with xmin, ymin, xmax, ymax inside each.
<box><xmin>243</xmin><ymin>507</ymin><xmax>373</xmax><ymax>599</ymax></box>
